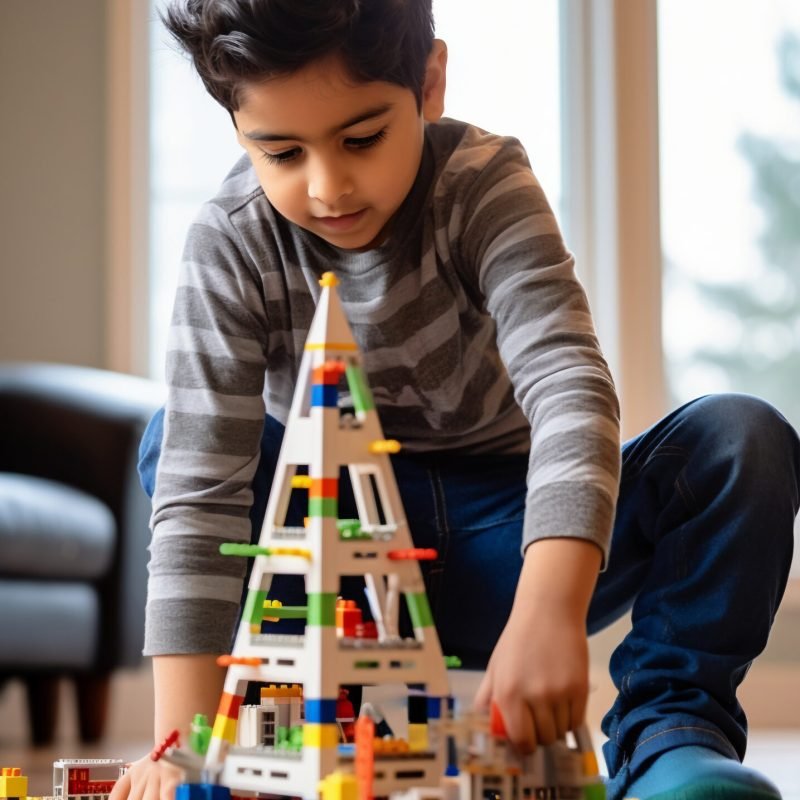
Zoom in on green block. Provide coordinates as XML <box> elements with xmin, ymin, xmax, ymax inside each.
<box><xmin>337</xmin><ymin>518</ymin><xmax>367</xmax><ymax>539</ymax></box>
<box><xmin>277</xmin><ymin>725</ymin><xmax>290</xmax><ymax>750</ymax></box>
<box><xmin>308</xmin><ymin>497</ymin><xmax>338</xmax><ymax>517</ymax></box>
<box><xmin>289</xmin><ymin>725</ymin><xmax>304</xmax><ymax>751</ymax></box>
<box><xmin>220</xmin><ymin>542</ymin><xmax>273</xmax><ymax>557</ymax></box>
<box><xmin>444</xmin><ymin>655</ymin><xmax>462</xmax><ymax>669</ymax></box>
<box><xmin>189</xmin><ymin>713</ymin><xmax>212</xmax><ymax>756</ymax></box>
<box><xmin>346</xmin><ymin>364</ymin><xmax>375</xmax><ymax>413</ymax></box>
<box><xmin>243</xmin><ymin>589</ymin><xmax>267</xmax><ymax>626</ymax></box>
<box><xmin>584</xmin><ymin>783</ymin><xmax>606</xmax><ymax>800</ymax></box>
<box><xmin>265</xmin><ymin>605</ymin><xmax>308</xmax><ymax>619</ymax></box>
<box><xmin>406</xmin><ymin>592</ymin><xmax>434</xmax><ymax>629</ymax></box>
<box><xmin>307</xmin><ymin>593</ymin><xmax>337</xmax><ymax>626</ymax></box>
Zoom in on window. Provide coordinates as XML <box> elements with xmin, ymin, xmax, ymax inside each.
<box><xmin>149</xmin><ymin>1</ymin><xmax>242</xmax><ymax>377</ymax></box>
<box><xmin>658</xmin><ymin>0</ymin><xmax>800</xmax><ymax>572</ymax></box>
<box><xmin>659</xmin><ymin>0</ymin><xmax>800</xmax><ymax>418</ymax></box>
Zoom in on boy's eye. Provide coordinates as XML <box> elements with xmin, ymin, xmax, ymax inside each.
<box><xmin>261</xmin><ymin>147</ymin><xmax>300</xmax><ymax>166</ymax></box>
<box><xmin>345</xmin><ymin>129</ymin><xmax>387</xmax><ymax>149</ymax></box>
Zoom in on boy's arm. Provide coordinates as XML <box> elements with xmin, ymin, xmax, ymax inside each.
<box><xmin>153</xmin><ymin>654</ymin><xmax>226</xmax><ymax>742</ymax></box>
<box><xmin>108</xmin><ymin>655</ymin><xmax>226</xmax><ymax>800</ymax></box>
<box><xmin>475</xmin><ymin>538</ymin><xmax>602</xmax><ymax>751</ymax></box>
<box><xmin>454</xmin><ymin>131</ymin><xmax>620</xmax><ymax>747</ymax></box>
<box><xmin>146</xmin><ymin>201</ymin><xmax>271</xmax><ymax>658</ymax></box>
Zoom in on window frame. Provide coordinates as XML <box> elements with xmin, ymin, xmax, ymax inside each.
<box><xmin>560</xmin><ymin>0</ymin><xmax>666</xmax><ymax>440</ymax></box>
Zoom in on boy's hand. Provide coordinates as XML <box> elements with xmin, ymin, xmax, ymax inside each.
<box><xmin>474</xmin><ymin>537</ymin><xmax>602</xmax><ymax>753</ymax></box>
<box><xmin>108</xmin><ymin>755</ymin><xmax>182</xmax><ymax>800</ymax></box>
<box><xmin>474</xmin><ymin>593</ymin><xmax>589</xmax><ymax>751</ymax></box>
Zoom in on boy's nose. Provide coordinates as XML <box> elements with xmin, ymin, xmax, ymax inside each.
<box><xmin>307</xmin><ymin>158</ymin><xmax>353</xmax><ymax>207</ymax></box>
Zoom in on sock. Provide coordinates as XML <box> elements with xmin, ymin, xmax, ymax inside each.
<box><xmin>624</xmin><ymin>745</ymin><xmax>782</xmax><ymax>800</ymax></box>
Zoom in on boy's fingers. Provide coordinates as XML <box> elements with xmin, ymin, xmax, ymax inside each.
<box><xmin>529</xmin><ymin>700</ymin><xmax>557</xmax><ymax>746</ymax></box>
<box><xmin>161</xmin><ymin>767</ymin><xmax>181</xmax><ymax>800</ymax></box>
<box><xmin>569</xmin><ymin>687</ymin><xmax>588</xmax><ymax>731</ymax></box>
<box><xmin>109</xmin><ymin>770</ymin><xmax>131</xmax><ymax>800</ymax></box>
<box><xmin>500</xmin><ymin>697</ymin><xmax>536</xmax><ymax>754</ymax></box>
<box><xmin>133</xmin><ymin>768</ymin><xmax>152</xmax><ymax>800</ymax></box>
<box><xmin>473</xmin><ymin>672</ymin><xmax>492</xmax><ymax>711</ymax></box>
<box><xmin>555</xmin><ymin>699</ymin><xmax>571</xmax><ymax>739</ymax></box>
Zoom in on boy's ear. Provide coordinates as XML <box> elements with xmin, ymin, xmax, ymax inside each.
<box><xmin>421</xmin><ymin>39</ymin><xmax>447</xmax><ymax>122</ymax></box>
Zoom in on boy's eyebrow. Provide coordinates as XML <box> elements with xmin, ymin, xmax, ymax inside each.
<box><xmin>242</xmin><ymin>103</ymin><xmax>395</xmax><ymax>143</ymax></box>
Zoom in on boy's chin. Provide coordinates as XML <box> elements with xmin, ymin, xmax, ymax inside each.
<box><xmin>312</xmin><ymin>220</ymin><xmax>391</xmax><ymax>252</ymax></box>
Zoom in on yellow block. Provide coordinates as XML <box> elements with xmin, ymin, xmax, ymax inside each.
<box><xmin>368</xmin><ymin>439</ymin><xmax>402</xmax><ymax>454</ymax></box>
<box><xmin>318</xmin><ymin>772</ymin><xmax>358</xmax><ymax>800</ymax></box>
<box><xmin>291</xmin><ymin>475</ymin><xmax>313</xmax><ymax>489</ymax></box>
<box><xmin>319</xmin><ymin>272</ymin><xmax>339</xmax><ymax>288</ymax></box>
<box><xmin>0</xmin><ymin>771</ymin><xmax>28</xmax><ymax>798</ymax></box>
<box><xmin>303</xmin><ymin>723</ymin><xmax>339</xmax><ymax>748</ymax></box>
<box><xmin>408</xmin><ymin>723</ymin><xmax>428</xmax><ymax>752</ymax></box>
<box><xmin>305</xmin><ymin>342</ymin><xmax>358</xmax><ymax>351</ymax></box>
<box><xmin>211</xmin><ymin>714</ymin><xmax>238</xmax><ymax>744</ymax></box>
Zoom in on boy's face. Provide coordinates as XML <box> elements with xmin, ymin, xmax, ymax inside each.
<box><xmin>233</xmin><ymin>45</ymin><xmax>447</xmax><ymax>250</ymax></box>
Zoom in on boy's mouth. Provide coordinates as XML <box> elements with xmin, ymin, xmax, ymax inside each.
<box><xmin>314</xmin><ymin>209</ymin><xmax>367</xmax><ymax>232</ymax></box>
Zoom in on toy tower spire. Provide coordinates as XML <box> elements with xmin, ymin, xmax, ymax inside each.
<box><xmin>204</xmin><ymin>272</ymin><xmax>450</xmax><ymax>800</ymax></box>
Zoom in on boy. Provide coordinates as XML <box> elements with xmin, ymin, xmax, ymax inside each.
<box><xmin>112</xmin><ymin>2</ymin><xmax>800</xmax><ymax>800</ymax></box>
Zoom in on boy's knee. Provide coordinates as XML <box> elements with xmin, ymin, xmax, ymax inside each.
<box><xmin>686</xmin><ymin>393</ymin><xmax>800</xmax><ymax>498</ymax></box>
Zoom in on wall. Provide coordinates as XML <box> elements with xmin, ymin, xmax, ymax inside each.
<box><xmin>0</xmin><ymin>1</ymin><xmax>107</xmax><ymax>367</ymax></box>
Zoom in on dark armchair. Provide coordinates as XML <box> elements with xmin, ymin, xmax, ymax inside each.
<box><xmin>0</xmin><ymin>363</ymin><xmax>163</xmax><ymax>744</ymax></box>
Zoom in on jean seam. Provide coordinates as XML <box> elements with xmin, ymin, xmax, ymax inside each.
<box><xmin>453</xmin><ymin>513</ymin><xmax>526</xmax><ymax>532</ymax></box>
<box><xmin>631</xmin><ymin>724</ymin><xmax>738</xmax><ymax>758</ymax></box>
<box><xmin>426</xmin><ymin>467</ymin><xmax>449</xmax><ymax>615</ymax></box>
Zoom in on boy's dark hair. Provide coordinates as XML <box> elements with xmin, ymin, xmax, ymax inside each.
<box><xmin>162</xmin><ymin>0</ymin><xmax>435</xmax><ymax>113</ymax></box>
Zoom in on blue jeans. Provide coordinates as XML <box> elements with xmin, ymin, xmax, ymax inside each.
<box><xmin>139</xmin><ymin>394</ymin><xmax>800</xmax><ymax>798</ymax></box>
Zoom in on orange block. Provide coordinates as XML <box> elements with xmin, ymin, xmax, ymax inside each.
<box><xmin>217</xmin><ymin>691</ymin><xmax>244</xmax><ymax>720</ymax></box>
<box><xmin>310</xmin><ymin>478</ymin><xmax>339</xmax><ymax>499</ymax></box>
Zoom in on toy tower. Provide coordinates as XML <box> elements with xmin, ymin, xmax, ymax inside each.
<box><xmin>204</xmin><ymin>272</ymin><xmax>451</xmax><ymax>800</ymax></box>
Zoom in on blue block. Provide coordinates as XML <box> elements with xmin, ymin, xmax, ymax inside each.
<box><xmin>311</xmin><ymin>384</ymin><xmax>338</xmax><ymax>407</ymax></box>
<box><xmin>427</xmin><ymin>696</ymin><xmax>442</xmax><ymax>720</ymax></box>
<box><xmin>305</xmin><ymin>697</ymin><xmax>338</xmax><ymax>723</ymax></box>
<box><xmin>175</xmin><ymin>783</ymin><xmax>231</xmax><ymax>800</ymax></box>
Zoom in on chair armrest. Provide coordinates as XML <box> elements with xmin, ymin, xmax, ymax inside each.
<box><xmin>0</xmin><ymin>363</ymin><xmax>165</xmax><ymax>669</ymax></box>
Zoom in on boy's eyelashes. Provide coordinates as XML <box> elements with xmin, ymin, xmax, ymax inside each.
<box><xmin>259</xmin><ymin>128</ymin><xmax>388</xmax><ymax>167</ymax></box>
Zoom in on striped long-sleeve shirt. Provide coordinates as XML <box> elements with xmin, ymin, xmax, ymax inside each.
<box><xmin>145</xmin><ymin>118</ymin><xmax>621</xmax><ymax>655</ymax></box>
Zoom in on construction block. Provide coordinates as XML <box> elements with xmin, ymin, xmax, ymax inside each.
<box><xmin>241</xmin><ymin>589</ymin><xmax>267</xmax><ymax>626</ymax></box>
<box><xmin>175</xmin><ymin>783</ymin><xmax>231</xmax><ymax>800</ymax></box>
<box><xmin>0</xmin><ymin>768</ymin><xmax>28</xmax><ymax>799</ymax></box>
<box><xmin>189</xmin><ymin>714</ymin><xmax>212</xmax><ymax>756</ymax></box>
<box><xmin>310</xmin><ymin>477</ymin><xmax>339</xmax><ymax>498</ymax></box>
<box><xmin>345</xmin><ymin>364</ymin><xmax>375</xmax><ymax>413</ymax></box>
<box><xmin>308</xmin><ymin>497</ymin><xmax>338</xmax><ymax>517</ymax></box>
<box><xmin>406</xmin><ymin>592</ymin><xmax>434</xmax><ymax>628</ymax></box>
<box><xmin>336</xmin><ymin>598</ymin><xmax>362</xmax><ymax>637</ymax></box>
<box><xmin>211</xmin><ymin>714</ymin><xmax>237</xmax><ymax>744</ymax></box>
<box><xmin>217</xmin><ymin>692</ymin><xmax>244</xmax><ymax>720</ymax></box>
<box><xmin>304</xmin><ymin>698</ymin><xmax>337</xmax><ymax>724</ymax></box>
<box><xmin>307</xmin><ymin>592</ymin><xmax>337</xmax><ymax>626</ymax></box>
<box><xmin>302</xmin><ymin>723</ymin><xmax>340</xmax><ymax>748</ymax></box>
<box><xmin>311</xmin><ymin>384</ymin><xmax>338</xmax><ymax>407</ymax></box>
<box><xmin>318</xmin><ymin>771</ymin><xmax>359</xmax><ymax>800</ymax></box>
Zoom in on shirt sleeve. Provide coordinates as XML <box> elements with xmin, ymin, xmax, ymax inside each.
<box><xmin>455</xmin><ymin>134</ymin><xmax>621</xmax><ymax>563</ymax></box>
<box><xmin>144</xmin><ymin>201</ymin><xmax>270</xmax><ymax>655</ymax></box>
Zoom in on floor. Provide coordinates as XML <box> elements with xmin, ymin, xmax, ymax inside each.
<box><xmin>1</xmin><ymin>670</ymin><xmax>799</xmax><ymax>799</ymax></box>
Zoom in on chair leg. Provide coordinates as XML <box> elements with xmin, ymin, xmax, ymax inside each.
<box><xmin>24</xmin><ymin>674</ymin><xmax>60</xmax><ymax>747</ymax></box>
<box><xmin>74</xmin><ymin>673</ymin><xmax>111</xmax><ymax>743</ymax></box>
